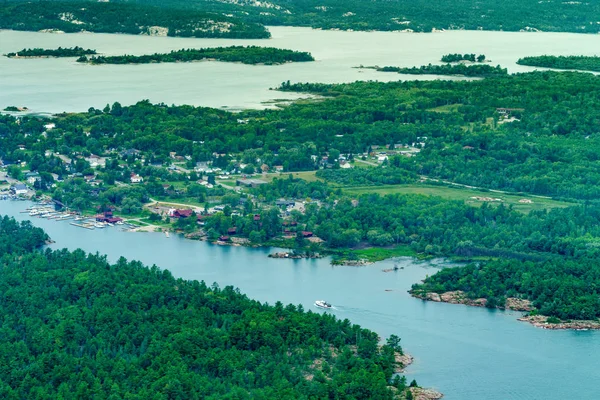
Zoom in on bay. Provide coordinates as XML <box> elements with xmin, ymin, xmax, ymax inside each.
<box><xmin>0</xmin><ymin>27</ymin><xmax>595</xmax><ymax>114</ymax></box>
<box><xmin>1</xmin><ymin>200</ymin><xmax>598</xmax><ymax>399</ymax></box>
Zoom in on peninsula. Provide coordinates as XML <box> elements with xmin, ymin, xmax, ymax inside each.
<box><xmin>517</xmin><ymin>55</ymin><xmax>600</xmax><ymax>72</ymax></box>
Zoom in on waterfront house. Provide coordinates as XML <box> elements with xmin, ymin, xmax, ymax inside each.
<box><xmin>10</xmin><ymin>183</ymin><xmax>28</xmax><ymax>195</ymax></box>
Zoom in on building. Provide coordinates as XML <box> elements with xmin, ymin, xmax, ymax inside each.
<box><xmin>10</xmin><ymin>183</ymin><xmax>28</xmax><ymax>195</ymax></box>
<box><xmin>130</xmin><ymin>173</ymin><xmax>143</xmax><ymax>183</ymax></box>
<box><xmin>236</xmin><ymin>178</ymin><xmax>267</xmax><ymax>188</ymax></box>
<box><xmin>170</xmin><ymin>209</ymin><xmax>194</xmax><ymax>218</ymax></box>
<box><xmin>25</xmin><ymin>172</ymin><xmax>40</xmax><ymax>185</ymax></box>
<box><xmin>86</xmin><ymin>154</ymin><xmax>106</xmax><ymax>168</ymax></box>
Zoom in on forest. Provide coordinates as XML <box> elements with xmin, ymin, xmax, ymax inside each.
<box><xmin>5</xmin><ymin>46</ymin><xmax>96</xmax><ymax>58</ymax></box>
<box><xmin>78</xmin><ymin>46</ymin><xmax>314</xmax><ymax>66</ymax></box>
<box><xmin>411</xmin><ymin>257</ymin><xmax>600</xmax><ymax>321</ymax></box>
<box><xmin>440</xmin><ymin>54</ymin><xmax>486</xmax><ymax>63</ymax></box>
<box><xmin>517</xmin><ymin>55</ymin><xmax>600</xmax><ymax>72</ymax></box>
<box><xmin>5</xmin><ymin>0</ymin><xmax>600</xmax><ymax>35</ymax></box>
<box><xmin>0</xmin><ymin>1</ymin><xmax>270</xmax><ymax>39</ymax></box>
<box><xmin>0</xmin><ymin>216</ymin><xmax>413</xmax><ymax>399</ymax></box>
<box><xmin>375</xmin><ymin>64</ymin><xmax>506</xmax><ymax>77</ymax></box>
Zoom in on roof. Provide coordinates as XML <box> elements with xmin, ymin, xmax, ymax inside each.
<box><xmin>13</xmin><ymin>183</ymin><xmax>27</xmax><ymax>190</ymax></box>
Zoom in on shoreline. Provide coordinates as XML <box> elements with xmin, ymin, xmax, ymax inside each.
<box><xmin>412</xmin><ymin>290</ymin><xmax>600</xmax><ymax>330</ymax></box>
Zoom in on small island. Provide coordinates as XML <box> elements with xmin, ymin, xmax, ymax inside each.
<box><xmin>6</xmin><ymin>46</ymin><xmax>97</xmax><ymax>58</ymax></box>
<box><xmin>441</xmin><ymin>53</ymin><xmax>486</xmax><ymax>63</ymax></box>
<box><xmin>517</xmin><ymin>55</ymin><xmax>600</xmax><ymax>72</ymax></box>
<box><xmin>3</xmin><ymin>106</ymin><xmax>28</xmax><ymax>112</ymax></box>
<box><xmin>77</xmin><ymin>46</ymin><xmax>315</xmax><ymax>66</ymax></box>
<box><xmin>367</xmin><ymin>63</ymin><xmax>507</xmax><ymax>77</ymax></box>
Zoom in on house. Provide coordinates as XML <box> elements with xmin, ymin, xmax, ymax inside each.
<box><xmin>253</xmin><ymin>214</ymin><xmax>261</xmax><ymax>221</ymax></box>
<box><xmin>227</xmin><ymin>227</ymin><xmax>237</xmax><ymax>235</ymax></box>
<box><xmin>195</xmin><ymin>162</ymin><xmax>209</xmax><ymax>172</ymax></box>
<box><xmin>276</xmin><ymin>199</ymin><xmax>295</xmax><ymax>208</ymax></box>
<box><xmin>301</xmin><ymin>231</ymin><xmax>313</xmax><ymax>238</ymax></box>
<box><xmin>274</xmin><ymin>165</ymin><xmax>284</xmax><ymax>172</ymax></box>
<box><xmin>10</xmin><ymin>183</ymin><xmax>28</xmax><ymax>195</ymax></box>
<box><xmin>170</xmin><ymin>209</ymin><xmax>194</xmax><ymax>218</ymax></box>
<box><xmin>130</xmin><ymin>173</ymin><xmax>143</xmax><ymax>183</ymax></box>
<box><xmin>219</xmin><ymin>235</ymin><xmax>230</xmax><ymax>241</ymax></box>
<box><xmin>85</xmin><ymin>154</ymin><xmax>106</xmax><ymax>168</ymax></box>
<box><xmin>25</xmin><ymin>172</ymin><xmax>40</xmax><ymax>185</ymax></box>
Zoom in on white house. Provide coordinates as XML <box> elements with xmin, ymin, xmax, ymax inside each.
<box><xmin>130</xmin><ymin>173</ymin><xmax>143</xmax><ymax>183</ymax></box>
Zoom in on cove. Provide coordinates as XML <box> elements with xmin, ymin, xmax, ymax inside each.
<box><xmin>1</xmin><ymin>200</ymin><xmax>598</xmax><ymax>399</ymax></box>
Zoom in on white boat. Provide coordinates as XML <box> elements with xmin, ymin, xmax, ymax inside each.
<box><xmin>94</xmin><ymin>222</ymin><xmax>107</xmax><ymax>228</ymax></box>
<box><xmin>314</xmin><ymin>300</ymin><xmax>332</xmax><ymax>309</ymax></box>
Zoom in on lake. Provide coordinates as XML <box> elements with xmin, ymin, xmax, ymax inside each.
<box><xmin>0</xmin><ymin>27</ymin><xmax>597</xmax><ymax>114</ymax></box>
<box><xmin>1</xmin><ymin>200</ymin><xmax>599</xmax><ymax>400</ymax></box>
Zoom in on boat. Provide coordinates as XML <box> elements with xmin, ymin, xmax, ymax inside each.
<box><xmin>314</xmin><ymin>300</ymin><xmax>332</xmax><ymax>309</ymax></box>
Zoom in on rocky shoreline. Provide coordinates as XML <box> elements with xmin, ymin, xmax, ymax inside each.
<box><xmin>268</xmin><ymin>251</ymin><xmax>323</xmax><ymax>260</ymax></box>
<box><xmin>518</xmin><ymin>315</ymin><xmax>600</xmax><ymax>330</ymax></box>
<box><xmin>411</xmin><ymin>290</ymin><xmax>600</xmax><ymax>330</ymax></box>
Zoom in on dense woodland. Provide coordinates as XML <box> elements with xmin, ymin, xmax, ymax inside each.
<box><xmin>6</xmin><ymin>46</ymin><xmax>96</xmax><ymax>58</ymax></box>
<box><xmin>517</xmin><ymin>55</ymin><xmax>600</xmax><ymax>72</ymax></box>
<box><xmin>78</xmin><ymin>46</ymin><xmax>314</xmax><ymax>66</ymax></box>
<box><xmin>0</xmin><ymin>217</ymin><xmax>412</xmax><ymax>399</ymax></box>
<box><xmin>411</xmin><ymin>257</ymin><xmax>600</xmax><ymax>321</ymax></box>
<box><xmin>0</xmin><ymin>1</ymin><xmax>270</xmax><ymax>38</ymax></box>
<box><xmin>6</xmin><ymin>0</ymin><xmax>600</xmax><ymax>34</ymax></box>
<box><xmin>376</xmin><ymin>64</ymin><xmax>506</xmax><ymax>77</ymax></box>
<box><xmin>440</xmin><ymin>54</ymin><xmax>486</xmax><ymax>63</ymax></box>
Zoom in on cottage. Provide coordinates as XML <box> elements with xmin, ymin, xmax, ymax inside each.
<box><xmin>25</xmin><ymin>172</ymin><xmax>40</xmax><ymax>185</ymax></box>
<box><xmin>301</xmin><ymin>231</ymin><xmax>313</xmax><ymax>238</ymax></box>
<box><xmin>227</xmin><ymin>227</ymin><xmax>237</xmax><ymax>235</ymax></box>
<box><xmin>85</xmin><ymin>154</ymin><xmax>106</xmax><ymax>168</ymax></box>
<box><xmin>10</xmin><ymin>183</ymin><xmax>28</xmax><ymax>195</ymax></box>
<box><xmin>130</xmin><ymin>173</ymin><xmax>143</xmax><ymax>183</ymax></box>
<box><xmin>219</xmin><ymin>235</ymin><xmax>230</xmax><ymax>242</ymax></box>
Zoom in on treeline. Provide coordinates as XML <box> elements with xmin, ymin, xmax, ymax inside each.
<box><xmin>0</xmin><ymin>1</ymin><xmax>270</xmax><ymax>39</ymax></box>
<box><xmin>441</xmin><ymin>53</ymin><xmax>486</xmax><ymax>63</ymax></box>
<box><xmin>78</xmin><ymin>46</ymin><xmax>314</xmax><ymax>66</ymax></box>
<box><xmin>377</xmin><ymin>64</ymin><xmax>507</xmax><ymax>77</ymax></box>
<box><xmin>6</xmin><ymin>46</ymin><xmax>96</xmax><ymax>58</ymax></box>
<box><xmin>517</xmin><ymin>55</ymin><xmax>600</xmax><ymax>72</ymax></box>
<box><xmin>0</xmin><ymin>217</ymin><xmax>411</xmax><ymax>398</ymax></box>
<box><xmin>123</xmin><ymin>0</ymin><xmax>600</xmax><ymax>34</ymax></box>
<box><xmin>316</xmin><ymin>165</ymin><xmax>418</xmax><ymax>186</ymax></box>
<box><xmin>411</xmin><ymin>257</ymin><xmax>600</xmax><ymax>320</ymax></box>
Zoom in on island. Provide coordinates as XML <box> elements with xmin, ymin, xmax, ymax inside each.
<box><xmin>6</xmin><ymin>46</ymin><xmax>97</xmax><ymax>58</ymax></box>
<box><xmin>364</xmin><ymin>63</ymin><xmax>507</xmax><ymax>77</ymax></box>
<box><xmin>0</xmin><ymin>216</ymin><xmax>435</xmax><ymax>399</ymax></box>
<box><xmin>77</xmin><ymin>46</ymin><xmax>315</xmax><ymax>66</ymax></box>
<box><xmin>441</xmin><ymin>53</ymin><xmax>486</xmax><ymax>63</ymax></box>
<box><xmin>517</xmin><ymin>55</ymin><xmax>600</xmax><ymax>72</ymax></box>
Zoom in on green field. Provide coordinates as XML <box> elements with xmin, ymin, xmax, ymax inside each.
<box><xmin>344</xmin><ymin>184</ymin><xmax>574</xmax><ymax>213</ymax></box>
<box><xmin>260</xmin><ymin>171</ymin><xmax>321</xmax><ymax>183</ymax></box>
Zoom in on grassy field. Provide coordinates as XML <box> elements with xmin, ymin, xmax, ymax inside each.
<box><xmin>344</xmin><ymin>184</ymin><xmax>575</xmax><ymax>213</ymax></box>
<box><xmin>260</xmin><ymin>171</ymin><xmax>321</xmax><ymax>183</ymax></box>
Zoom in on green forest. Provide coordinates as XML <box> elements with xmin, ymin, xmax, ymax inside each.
<box><xmin>517</xmin><ymin>55</ymin><xmax>600</xmax><ymax>72</ymax></box>
<box><xmin>6</xmin><ymin>46</ymin><xmax>96</xmax><ymax>58</ymax></box>
<box><xmin>375</xmin><ymin>64</ymin><xmax>506</xmax><ymax>77</ymax></box>
<box><xmin>440</xmin><ymin>54</ymin><xmax>486</xmax><ymax>63</ymax></box>
<box><xmin>0</xmin><ymin>216</ymin><xmax>413</xmax><ymax>399</ymax></box>
<box><xmin>78</xmin><ymin>46</ymin><xmax>314</xmax><ymax>66</ymax></box>
<box><xmin>0</xmin><ymin>1</ymin><xmax>270</xmax><ymax>38</ymax></box>
<box><xmin>5</xmin><ymin>0</ymin><xmax>600</xmax><ymax>34</ymax></box>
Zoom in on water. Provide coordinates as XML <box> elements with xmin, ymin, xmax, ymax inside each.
<box><xmin>1</xmin><ymin>27</ymin><xmax>597</xmax><ymax>114</ymax></box>
<box><xmin>1</xmin><ymin>200</ymin><xmax>598</xmax><ymax>399</ymax></box>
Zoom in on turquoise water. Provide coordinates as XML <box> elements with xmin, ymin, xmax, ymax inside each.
<box><xmin>2</xmin><ymin>200</ymin><xmax>598</xmax><ymax>399</ymax></box>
